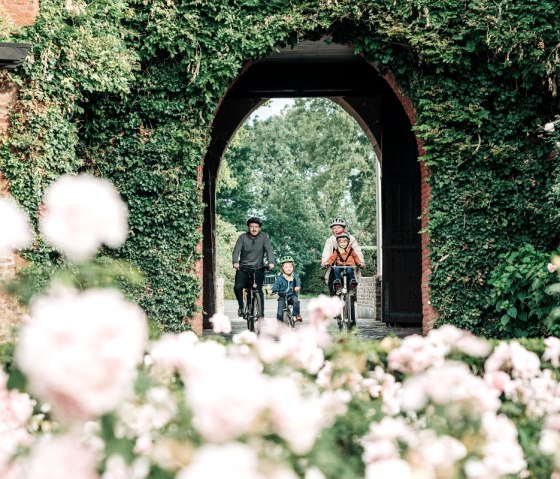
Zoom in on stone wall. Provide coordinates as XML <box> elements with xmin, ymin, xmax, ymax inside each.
<box><xmin>356</xmin><ymin>275</ymin><xmax>381</xmax><ymax>321</ymax></box>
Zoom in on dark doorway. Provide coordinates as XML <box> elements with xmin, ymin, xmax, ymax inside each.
<box><xmin>202</xmin><ymin>41</ymin><xmax>422</xmax><ymax>327</ymax></box>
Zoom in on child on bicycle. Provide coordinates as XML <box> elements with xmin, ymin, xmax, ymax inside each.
<box><xmin>271</xmin><ymin>256</ymin><xmax>303</xmax><ymax>323</ymax></box>
<box><xmin>325</xmin><ymin>233</ymin><xmax>365</xmax><ymax>291</ymax></box>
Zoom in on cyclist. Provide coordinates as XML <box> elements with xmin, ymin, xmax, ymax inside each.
<box><xmin>321</xmin><ymin>217</ymin><xmax>365</xmax><ymax>295</ymax></box>
<box><xmin>271</xmin><ymin>255</ymin><xmax>302</xmax><ymax>323</ymax></box>
<box><xmin>232</xmin><ymin>216</ymin><xmax>275</xmax><ymax>318</ymax></box>
<box><xmin>325</xmin><ymin>233</ymin><xmax>365</xmax><ymax>289</ymax></box>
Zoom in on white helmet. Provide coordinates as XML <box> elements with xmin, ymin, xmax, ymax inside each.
<box><xmin>328</xmin><ymin>218</ymin><xmax>347</xmax><ymax>228</ymax></box>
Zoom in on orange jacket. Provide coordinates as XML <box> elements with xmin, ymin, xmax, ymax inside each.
<box><xmin>326</xmin><ymin>247</ymin><xmax>361</xmax><ymax>266</ymax></box>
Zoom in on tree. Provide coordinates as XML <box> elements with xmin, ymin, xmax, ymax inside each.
<box><xmin>217</xmin><ymin>98</ymin><xmax>377</xmax><ymax>292</ymax></box>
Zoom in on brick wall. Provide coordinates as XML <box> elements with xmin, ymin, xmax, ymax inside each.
<box><xmin>0</xmin><ymin>1</ymin><xmax>38</xmax><ymax>339</ymax></box>
<box><xmin>0</xmin><ymin>0</ymin><xmax>38</xmax><ymax>26</ymax></box>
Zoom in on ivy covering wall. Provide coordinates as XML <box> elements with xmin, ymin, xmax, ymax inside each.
<box><xmin>0</xmin><ymin>0</ymin><xmax>558</xmax><ymax>335</ymax></box>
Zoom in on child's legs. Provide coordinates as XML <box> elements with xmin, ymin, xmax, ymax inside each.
<box><xmin>346</xmin><ymin>267</ymin><xmax>357</xmax><ymax>283</ymax></box>
<box><xmin>276</xmin><ymin>297</ymin><xmax>286</xmax><ymax>321</ymax></box>
<box><xmin>289</xmin><ymin>294</ymin><xmax>301</xmax><ymax>316</ymax></box>
<box><xmin>332</xmin><ymin>268</ymin><xmax>342</xmax><ymax>283</ymax></box>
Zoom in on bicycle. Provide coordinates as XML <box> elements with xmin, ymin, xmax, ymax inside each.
<box><xmin>331</xmin><ymin>265</ymin><xmax>358</xmax><ymax>333</ymax></box>
<box><xmin>278</xmin><ymin>283</ymin><xmax>296</xmax><ymax>329</ymax></box>
<box><xmin>240</xmin><ymin>266</ymin><xmax>265</xmax><ymax>334</ymax></box>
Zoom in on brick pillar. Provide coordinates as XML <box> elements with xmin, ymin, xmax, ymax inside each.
<box><xmin>0</xmin><ymin>0</ymin><xmax>39</xmax><ymax>26</ymax></box>
<box><xmin>216</xmin><ymin>276</ymin><xmax>224</xmax><ymax>314</ymax></box>
<box><xmin>382</xmin><ymin>71</ymin><xmax>437</xmax><ymax>334</ymax></box>
<box><xmin>420</xmin><ymin>159</ymin><xmax>437</xmax><ymax>333</ymax></box>
<box><xmin>192</xmin><ymin>162</ymin><xmax>204</xmax><ymax>335</ymax></box>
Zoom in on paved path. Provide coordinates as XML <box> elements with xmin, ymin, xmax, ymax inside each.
<box><xmin>203</xmin><ymin>299</ymin><xmax>422</xmax><ymax>340</ymax></box>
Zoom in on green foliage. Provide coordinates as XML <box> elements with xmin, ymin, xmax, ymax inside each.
<box><xmin>485</xmin><ymin>244</ymin><xmax>560</xmax><ymax>338</ymax></box>
<box><xmin>0</xmin><ymin>0</ymin><xmax>558</xmax><ymax>333</ymax></box>
<box><xmin>215</xmin><ymin>215</ymin><xmax>240</xmax><ymax>300</ymax></box>
<box><xmin>3</xmin><ymin>257</ymin><xmax>145</xmax><ymax>305</ymax></box>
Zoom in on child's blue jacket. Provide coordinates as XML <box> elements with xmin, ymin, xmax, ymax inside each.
<box><xmin>271</xmin><ymin>273</ymin><xmax>302</xmax><ymax>295</ymax></box>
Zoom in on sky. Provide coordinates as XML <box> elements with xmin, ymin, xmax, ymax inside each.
<box><xmin>249</xmin><ymin>98</ymin><xmax>294</xmax><ymax>121</ymax></box>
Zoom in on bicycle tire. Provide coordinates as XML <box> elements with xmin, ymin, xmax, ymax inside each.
<box><xmin>284</xmin><ymin>308</ymin><xmax>295</xmax><ymax>329</ymax></box>
<box><xmin>251</xmin><ymin>293</ymin><xmax>262</xmax><ymax>334</ymax></box>
<box><xmin>342</xmin><ymin>293</ymin><xmax>352</xmax><ymax>333</ymax></box>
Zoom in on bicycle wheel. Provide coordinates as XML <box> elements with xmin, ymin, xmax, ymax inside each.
<box><xmin>284</xmin><ymin>307</ymin><xmax>295</xmax><ymax>329</ymax></box>
<box><xmin>251</xmin><ymin>293</ymin><xmax>262</xmax><ymax>334</ymax></box>
<box><xmin>342</xmin><ymin>294</ymin><xmax>352</xmax><ymax>333</ymax></box>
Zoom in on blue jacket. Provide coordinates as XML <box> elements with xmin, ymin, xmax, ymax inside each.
<box><xmin>271</xmin><ymin>273</ymin><xmax>302</xmax><ymax>297</ymax></box>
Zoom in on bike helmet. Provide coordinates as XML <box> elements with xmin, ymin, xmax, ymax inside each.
<box><xmin>246</xmin><ymin>216</ymin><xmax>262</xmax><ymax>226</ymax></box>
<box><xmin>279</xmin><ymin>255</ymin><xmax>295</xmax><ymax>265</ymax></box>
<box><xmin>335</xmin><ymin>232</ymin><xmax>350</xmax><ymax>241</ymax></box>
<box><xmin>329</xmin><ymin>217</ymin><xmax>347</xmax><ymax>228</ymax></box>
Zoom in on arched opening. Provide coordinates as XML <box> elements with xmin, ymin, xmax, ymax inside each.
<box><xmin>202</xmin><ymin>41</ymin><xmax>423</xmax><ymax>328</ymax></box>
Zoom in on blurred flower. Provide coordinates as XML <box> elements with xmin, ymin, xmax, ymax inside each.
<box><xmin>0</xmin><ymin>371</ymin><xmax>35</xmax><ymax>473</ymax></box>
<box><xmin>24</xmin><ymin>434</ymin><xmax>99</xmax><ymax>479</ymax></box>
<box><xmin>102</xmin><ymin>455</ymin><xmax>150</xmax><ymax>479</ymax></box>
<box><xmin>307</xmin><ymin>295</ymin><xmax>342</xmax><ymax>330</ymax></box>
<box><xmin>485</xmin><ymin>342</ymin><xmax>541</xmax><ymax>379</ymax></box>
<box><xmin>209</xmin><ymin>313</ymin><xmax>232</xmax><ymax>334</ymax></box>
<box><xmin>177</xmin><ymin>443</ymin><xmax>264</xmax><ymax>479</ymax></box>
<box><xmin>543</xmin><ymin>337</ymin><xmax>560</xmax><ymax>367</ymax></box>
<box><xmin>0</xmin><ymin>198</ymin><xmax>34</xmax><ymax>256</ymax></box>
<box><xmin>268</xmin><ymin>377</ymin><xmax>327</xmax><ymax>454</ymax></box>
<box><xmin>548</xmin><ymin>263</ymin><xmax>558</xmax><ymax>273</ymax></box>
<box><xmin>544</xmin><ymin>122</ymin><xmax>556</xmax><ymax>132</ymax></box>
<box><xmin>39</xmin><ymin>174</ymin><xmax>129</xmax><ymax>262</ymax></box>
<box><xmin>185</xmin><ymin>355</ymin><xmax>268</xmax><ymax>443</ymax></box>
<box><xmin>16</xmin><ymin>288</ymin><xmax>147</xmax><ymax>421</ymax></box>
<box><xmin>388</xmin><ymin>334</ymin><xmax>444</xmax><ymax>374</ymax></box>
<box><xmin>401</xmin><ymin>361</ymin><xmax>500</xmax><ymax>413</ymax></box>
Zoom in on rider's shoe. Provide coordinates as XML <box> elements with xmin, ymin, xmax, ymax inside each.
<box><xmin>350</xmin><ymin>279</ymin><xmax>358</xmax><ymax>288</ymax></box>
<box><xmin>333</xmin><ymin>279</ymin><xmax>342</xmax><ymax>290</ymax></box>
<box><xmin>295</xmin><ymin>315</ymin><xmax>303</xmax><ymax>322</ymax></box>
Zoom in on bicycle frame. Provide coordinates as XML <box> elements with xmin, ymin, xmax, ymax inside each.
<box><xmin>279</xmin><ymin>282</ymin><xmax>295</xmax><ymax>329</ymax></box>
<box><xmin>331</xmin><ymin>265</ymin><xmax>358</xmax><ymax>333</ymax></box>
<box><xmin>240</xmin><ymin>267</ymin><xmax>265</xmax><ymax>333</ymax></box>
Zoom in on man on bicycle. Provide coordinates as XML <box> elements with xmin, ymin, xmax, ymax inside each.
<box><xmin>232</xmin><ymin>216</ymin><xmax>275</xmax><ymax>318</ymax></box>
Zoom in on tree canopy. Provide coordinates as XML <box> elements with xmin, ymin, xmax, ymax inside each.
<box><xmin>217</xmin><ymin>98</ymin><xmax>377</xmax><ymax>275</ymax></box>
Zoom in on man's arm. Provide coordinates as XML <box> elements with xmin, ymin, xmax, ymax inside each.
<box><xmin>232</xmin><ymin>234</ymin><xmax>244</xmax><ymax>265</ymax></box>
<box><xmin>263</xmin><ymin>233</ymin><xmax>275</xmax><ymax>266</ymax></box>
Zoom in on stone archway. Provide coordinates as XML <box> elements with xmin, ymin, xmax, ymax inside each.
<box><xmin>201</xmin><ymin>40</ymin><xmax>428</xmax><ymax>329</ymax></box>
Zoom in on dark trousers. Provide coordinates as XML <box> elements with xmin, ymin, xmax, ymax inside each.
<box><xmin>234</xmin><ymin>269</ymin><xmax>265</xmax><ymax>317</ymax></box>
<box><xmin>276</xmin><ymin>294</ymin><xmax>300</xmax><ymax>321</ymax></box>
<box><xmin>332</xmin><ymin>266</ymin><xmax>357</xmax><ymax>285</ymax></box>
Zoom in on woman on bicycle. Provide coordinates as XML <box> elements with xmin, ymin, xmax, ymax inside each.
<box><xmin>325</xmin><ymin>233</ymin><xmax>365</xmax><ymax>290</ymax></box>
<box><xmin>321</xmin><ymin>217</ymin><xmax>365</xmax><ymax>295</ymax></box>
<box><xmin>271</xmin><ymin>256</ymin><xmax>302</xmax><ymax>323</ymax></box>
<box><xmin>232</xmin><ymin>216</ymin><xmax>275</xmax><ymax>318</ymax></box>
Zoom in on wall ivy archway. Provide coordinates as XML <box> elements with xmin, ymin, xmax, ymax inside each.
<box><xmin>1</xmin><ymin>1</ymin><xmax>558</xmax><ymax>336</ymax></box>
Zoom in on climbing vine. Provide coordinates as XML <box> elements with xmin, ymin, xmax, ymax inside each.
<box><xmin>0</xmin><ymin>0</ymin><xmax>558</xmax><ymax>335</ymax></box>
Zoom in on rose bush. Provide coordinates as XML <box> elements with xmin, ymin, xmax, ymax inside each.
<box><xmin>1</xmin><ymin>175</ymin><xmax>560</xmax><ymax>478</ymax></box>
